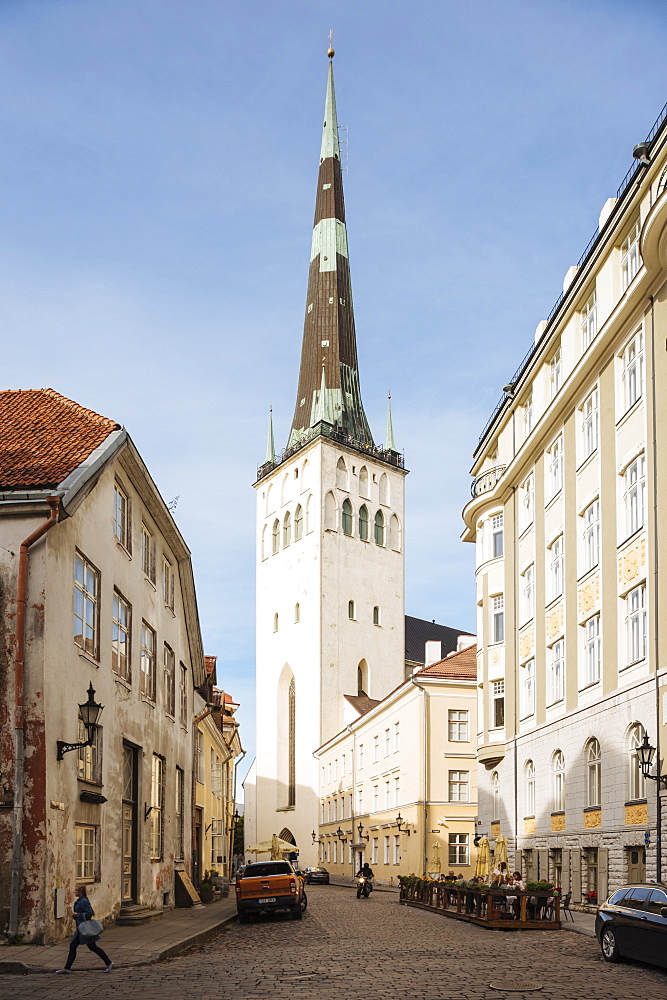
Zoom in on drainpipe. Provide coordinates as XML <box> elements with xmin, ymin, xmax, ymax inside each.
<box><xmin>410</xmin><ymin>676</ymin><xmax>428</xmax><ymax>875</ymax></box>
<box><xmin>9</xmin><ymin>497</ymin><xmax>60</xmax><ymax>939</ymax></box>
<box><xmin>648</xmin><ymin>293</ymin><xmax>662</xmax><ymax>882</ymax></box>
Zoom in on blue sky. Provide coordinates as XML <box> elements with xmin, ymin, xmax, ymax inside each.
<box><xmin>2</xmin><ymin>0</ymin><xmax>666</xmax><ymax>785</ymax></box>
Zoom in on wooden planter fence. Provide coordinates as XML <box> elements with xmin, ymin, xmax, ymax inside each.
<box><xmin>399</xmin><ymin>882</ymin><xmax>561</xmax><ymax>930</ymax></box>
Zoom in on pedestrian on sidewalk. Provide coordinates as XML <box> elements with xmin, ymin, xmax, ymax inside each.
<box><xmin>55</xmin><ymin>886</ymin><xmax>114</xmax><ymax>974</ymax></box>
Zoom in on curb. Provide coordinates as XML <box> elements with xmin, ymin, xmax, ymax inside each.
<box><xmin>0</xmin><ymin>911</ymin><xmax>237</xmax><ymax>975</ymax></box>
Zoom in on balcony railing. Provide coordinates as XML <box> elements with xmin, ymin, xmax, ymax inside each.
<box><xmin>471</xmin><ymin>465</ymin><xmax>506</xmax><ymax>498</ymax></box>
<box><xmin>256</xmin><ymin>422</ymin><xmax>405</xmax><ymax>482</ymax></box>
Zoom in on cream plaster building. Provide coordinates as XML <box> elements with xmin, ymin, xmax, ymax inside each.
<box><xmin>463</xmin><ymin>101</ymin><xmax>667</xmax><ymax>901</ymax></box>
<box><xmin>193</xmin><ymin>657</ymin><xmax>244</xmax><ymax>884</ymax></box>
<box><xmin>314</xmin><ymin>644</ymin><xmax>478</xmax><ymax>882</ymax></box>
<box><xmin>0</xmin><ymin>389</ymin><xmax>205</xmax><ymax>942</ymax></box>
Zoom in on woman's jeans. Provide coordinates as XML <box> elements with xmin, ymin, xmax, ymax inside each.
<box><xmin>65</xmin><ymin>933</ymin><xmax>111</xmax><ymax>969</ymax></box>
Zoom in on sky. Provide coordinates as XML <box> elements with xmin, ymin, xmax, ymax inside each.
<box><xmin>2</xmin><ymin>0</ymin><xmax>666</xmax><ymax>787</ymax></box>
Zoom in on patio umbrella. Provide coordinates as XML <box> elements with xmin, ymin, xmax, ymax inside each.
<box><xmin>431</xmin><ymin>842</ymin><xmax>442</xmax><ymax>873</ymax></box>
<box><xmin>246</xmin><ymin>835</ymin><xmax>299</xmax><ymax>858</ymax></box>
<box><xmin>494</xmin><ymin>834</ymin><xmax>509</xmax><ymax>871</ymax></box>
<box><xmin>474</xmin><ymin>836</ymin><xmax>490</xmax><ymax>878</ymax></box>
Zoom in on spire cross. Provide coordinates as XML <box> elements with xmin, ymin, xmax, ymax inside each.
<box><xmin>327</xmin><ymin>29</ymin><xmax>335</xmax><ymax>58</ymax></box>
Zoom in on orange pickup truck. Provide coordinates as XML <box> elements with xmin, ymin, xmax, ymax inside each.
<box><xmin>235</xmin><ymin>860</ymin><xmax>306</xmax><ymax>922</ymax></box>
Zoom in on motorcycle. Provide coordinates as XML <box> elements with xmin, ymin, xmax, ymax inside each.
<box><xmin>356</xmin><ymin>876</ymin><xmax>372</xmax><ymax>898</ymax></box>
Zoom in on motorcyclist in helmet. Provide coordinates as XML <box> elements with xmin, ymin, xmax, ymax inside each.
<box><xmin>356</xmin><ymin>862</ymin><xmax>374</xmax><ymax>891</ymax></box>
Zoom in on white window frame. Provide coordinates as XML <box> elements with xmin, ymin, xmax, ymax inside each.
<box><xmin>553</xmin><ymin>751</ymin><xmax>565</xmax><ymax>812</ymax></box>
<box><xmin>140</xmin><ymin>621</ymin><xmax>156</xmax><ymax>701</ymax></box>
<box><xmin>621</xmin><ymin>218</ymin><xmax>641</xmax><ymax>290</ymax></box>
<box><xmin>629</xmin><ymin>724</ymin><xmax>647</xmax><ymax>800</ymax></box>
<box><xmin>587</xmin><ymin>739</ymin><xmax>601</xmax><ymax>807</ymax></box>
<box><xmin>141</xmin><ymin>522</ymin><xmax>155</xmax><ymax>581</ymax></box>
<box><xmin>622</xmin><ymin>329</ymin><xmax>644</xmax><ymax>411</ymax></box>
<box><xmin>526</xmin><ymin>761</ymin><xmax>535</xmax><ymax>816</ymax></box>
<box><xmin>548</xmin><ymin>435</ymin><xmax>564</xmax><ymax>498</ymax></box>
<box><xmin>549</xmin><ymin>535</ymin><xmax>564</xmax><ymax>602</ymax></box>
<box><xmin>113</xmin><ymin>482</ymin><xmax>130</xmax><ymax>550</ymax></box>
<box><xmin>492</xmin><ymin>595</ymin><xmax>504</xmax><ymax>644</ymax></box>
<box><xmin>448</xmin><ymin>770</ymin><xmax>469</xmax><ymax>803</ymax></box>
<box><xmin>626</xmin><ymin>584</ymin><xmax>647</xmax><ymax>666</ymax></box>
<box><xmin>583</xmin><ymin>500</ymin><xmax>600</xmax><ymax>573</ymax></box>
<box><xmin>523</xmin><ymin>392</ymin><xmax>533</xmax><ymax>437</ymax></box>
<box><xmin>521</xmin><ymin>564</ymin><xmax>535</xmax><ymax>623</ymax></box>
<box><xmin>491</xmin><ymin>680</ymin><xmax>505</xmax><ymax>729</ymax></box>
<box><xmin>371</xmin><ymin>838</ymin><xmax>378</xmax><ymax>865</ymax></box>
<box><xmin>520</xmin><ymin>473</ymin><xmax>534</xmax><ymax>532</ymax></box>
<box><xmin>583</xmin><ymin>614</ymin><xmax>601</xmax><ymax>686</ymax></box>
<box><xmin>75</xmin><ymin>825</ymin><xmax>96</xmax><ymax>882</ymax></box>
<box><xmin>73</xmin><ymin>551</ymin><xmax>99</xmax><ymax>658</ymax></box>
<box><xmin>624</xmin><ymin>455</ymin><xmax>646</xmax><ymax>537</ymax></box>
<box><xmin>581</xmin><ymin>388</ymin><xmax>599</xmax><ymax>459</ymax></box>
<box><xmin>491</xmin><ymin>513</ymin><xmax>504</xmax><ymax>559</ymax></box>
<box><xmin>549</xmin><ymin>345</ymin><xmax>562</xmax><ymax>399</ymax></box>
<box><xmin>581</xmin><ymin>290</ymin><xmax>597</xmax><ymax>349</ymax></box>
<box><xmin>448</xmin><ymin>709</ymin><xmax>469</xmax><ymax>742</ymax></box>
<box><xmin>521</xmin><ymin>659</ymin><xmax>535</xmax><ymax>718</ymax></box>
<box><xmin>112</xmin><ymin>589</ymin><xmax>131</xmax><ymax>681</ymax></box>
<box><xmin>549</xmin><ymin>639</ymin><xmax>565</xmax><ymax>704</ymax></box>
<box><xmin>448</xmin><ymin>833</ymin><xmax>469</xmax><ymax>866</ymax></box>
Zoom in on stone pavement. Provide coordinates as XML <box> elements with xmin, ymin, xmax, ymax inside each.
<box><xmin>1</xmin><ymin>883</ymin><xmax>664</xmax><ymax>999</ymax></box>
<box><xmin>0</xmin><ymin>896</ymin><xmax>237</xmax><ymax>974</ymax></box>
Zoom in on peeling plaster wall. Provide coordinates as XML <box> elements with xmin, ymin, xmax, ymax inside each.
<box><xmin>0</xmin><ymin>455</ymin><xmax>199</xmax><ymax>943</ymax></box>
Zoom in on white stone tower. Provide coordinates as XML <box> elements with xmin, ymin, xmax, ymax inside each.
<box><xmin>246</xmin><ymin>50</ymin><xmax>407</xmax><ymax>866</ymax></box>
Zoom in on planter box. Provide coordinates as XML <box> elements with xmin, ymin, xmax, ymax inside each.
<box><xmin>398</xmin><ymin>884</ymin><xmax>561</xmax><ymax>931</ymax></box>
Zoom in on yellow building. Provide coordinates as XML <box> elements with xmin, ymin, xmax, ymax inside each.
<box><xmin>463</xmin><ymin>101</ymin><xmax>667</xmax><ymax>898</ymax></box>
<box><xmin>194</xmin><ymin>657</ymin><xmax>244</xmax><ymax>885</ymax></box>
<box><xmin>314</xmin><ymin>645</ymin><xmax>477</xmax><ymax>881</ymax></box>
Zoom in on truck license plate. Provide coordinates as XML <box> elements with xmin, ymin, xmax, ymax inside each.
<box><xmin>259</xmin><ymin>897</ymin><xmax>276</xmax><ymax>904</ymax></box>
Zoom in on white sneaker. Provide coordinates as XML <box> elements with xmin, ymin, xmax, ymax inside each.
<box><xmin>104</xmin><ymin>962</ymin><xmax>114</xmax><ymax>973</ymax></box>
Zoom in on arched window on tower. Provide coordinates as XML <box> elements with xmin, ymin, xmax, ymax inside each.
<box><xmin>374</xmin><ymin>510</ymin><xmax>385</xmax><ymax>546</ymax></box>
<box><xmin>373</xmin><ymin>606</ymin><xmax>380</xmax><ymax>626</ymax></box>
<box><xmin>379</xmin><ymin>473</ymin><xmax>388</xmax><ymax>505</ymax></box>
<box><xmin>283</xmin><ymin>511</ymin><xmax>291</xmax><ymax>547</ymax></box>
<box><xmin>325</xmin><ymin>491</ymin><xmax>337</xmax><ymax>531</ymax></box>
<box><xmin>272</xmin><ymin>519</ymin><xmax>280</xmax><ymax>554</ymax></box>
<box><xmin>294</xmin><ymin>504</ymin><xmax>303</xmax><ymax>541</ymax></box>
<box><xmin>348</xmin><ymin>600</ymin><xmax>356</xmax><ymax>620</ymax></box>
<box><xmin>357</xmin><ymin>659</ymin><xmax>368</xmax><ymax>695</ymax></box>
<box><xmin>359</xmin><ymin>466</ymin><xmax>369</xmax><ymax>499</ymax></box>
<box><xmin>294</xmin><ymin>602</ymin><xmax>300</xmax><ymax>623</ymax></box>
<box><xmin>288</xmin><ymin>678</ymin><xmax>296</xmax><ymax>807</ymax></box>
<box><xmin>359</xmin><ymin>504</ymin><xmax>369</xmax><ymax>541</ymax></box>
<box><xmin>266</xmin><ymin>483</ymin><xmax>275</xmax><ymax>515</ymax></box>
<box><xmin>389</xmin><ymin>513</ymin><xmax>401</xmax><ymax>551</ymax></box>
<box><xmin>342</xmin><ymin>498</ymin><xmax>353</xmax><ymax>535</ymax></box>
<box><xmin>336</xmin><ymin>457</ymin><xmax>348</xmax><ymax>490</ymax></box>
<box><xmin>273</xmin><ymin>613</ymin><xmax>279</xmax><ymax>632</ymax></box>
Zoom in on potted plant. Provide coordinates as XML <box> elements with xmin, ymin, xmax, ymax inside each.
<box><xmin>199</xmin><ymin>870</ymin><xmax>215</xmax><ymax>903</ymax></box>
<box><xmin>585</xmin><ymin>889</ymin><xmax>598</xmax><ymax>906</ymax></box>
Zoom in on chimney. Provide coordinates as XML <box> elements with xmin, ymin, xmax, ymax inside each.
<box><xmin>424</xmin><ymin>640</ymin><xmax>442</xmax><ymax>667</ymax></box>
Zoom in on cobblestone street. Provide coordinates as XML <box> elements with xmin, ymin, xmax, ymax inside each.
<box><xmin>3</xmin><ymin>886</ymin><xmax>665</xmax><ymax>1000</ymax></box>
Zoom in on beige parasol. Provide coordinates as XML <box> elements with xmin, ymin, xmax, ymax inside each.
<box><xmin>494</xmin><ymin>833</ymin><xmax>509</xmax><ymax>871</ymax></box>
<box><xmin>430</xmin><ymin>842</ymin><xmax>442</xmax><ymax>873</ymax></box>
<box><xmin>474</xmin><ymin>835</ymin><xmax>490</xmax><ymax>879</ymax></box>
<box><xmin>246</xmin><ymin>834</ymin><xmax>299</xmax><ymax>859</ymax></box>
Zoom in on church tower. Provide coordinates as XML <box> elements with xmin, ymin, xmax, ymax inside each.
<box><xmin>247</xmin><ymin>49</ymin><xmax>407</xmax><ymax>865</ymax></box>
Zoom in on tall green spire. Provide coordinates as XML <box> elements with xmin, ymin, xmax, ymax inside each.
<box><xmin>265</xmin><ymin>407</ymin><xmax>276</xmax><ymax>465</ymax></box>
<box><xmin>385</xmin><ymin>392</ymin><xmax>396</xmax><ymax>452</ymax></box>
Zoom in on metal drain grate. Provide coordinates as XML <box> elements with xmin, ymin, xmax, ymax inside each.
<box><xmin>489</xmin><ymin>983</ymin><xmax>543</xmax><ymax>993</ymax></box>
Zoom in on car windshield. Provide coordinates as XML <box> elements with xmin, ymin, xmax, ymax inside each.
<box><xmin>243</xmin><ymin>862</ymin><xmax>292</xmax><ymax>877</ymax></box>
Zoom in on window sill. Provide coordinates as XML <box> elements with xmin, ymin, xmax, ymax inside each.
<box><xmin>578</xmin><ymin>680</ymin><xmax>600</xmax><ymax>693</ymax></box>
<box><xmin>77</xmin><ymin>649</ymin><xmax>100</xmax><ymax>668</ymax></box>
<box><xmin>583</xmin><ymin>806</ymin><xmax>601</xmax><ymax>813</ymax></box>
<box><xmin>523</xmin><ymin>815</ymin><xmax>535</xmax><ymax>821</ymax></box>
<box><xmin>577</xmin><ymin>565</ymin><xmax>600</xmax><ymax>586</ymax></box>
<box><xmin>544</xmin><ymin>489</ymin><xmax>563</xmax><ymax>512</ymax></box>
<box><xmin>624</xmin><ymin>798</ymin><xmax>647</xmax><ymax>807</ymax></box>
<box><xmin>545</xmin><ymin>698</ymin><xmax>564</xmax><ymax>709</ymax></box>
<box><xmin>144</xmin><ymin>576</ymin><xmax>157</xmax><ymax>590</ymax></box>
<box><xmin>115</xmin><ymin>541</ymin><xmax>132</xmax><ymax>560</ymax></box>
<box><xmin>165</xmin><ymin>713</ymin><xmax>175</xmax><ymax>723</ymax></box>
<box><xmin>617</xmin><ymin>526</ymin><xmax>646</xmax><ymax>551</ymax></box>
<box><xmin>620</xmin><ymin>657</ymin><xmax>647</xmax><ymax>672</ymax></box>
<box><xmin>164</xmin><ymin>605</ymin><xmax>176</xmax><ymax>618</ymax></box>
<box><xmin>276</xmin><ymin>806</ymin><xmax>295</xmax><ymax>812</ymax></box>
<box><xmin>550</xmin><ymin>811</ymin><xmax>565</xmax><ymax>817</ymax></box>
<box><xmin>141</xmin><ymin>697</ymin><xmax>156</xmax><ymax>709</ymax></box>
<box><xmin>616</xmin><ymin>394</ymin><xmax>643</xmax><ymax>430</ymax></box>
<box><xmin>77</xmin><ymin>779</ymin><xmax>104</xmax><ymax>789</ymax></box>
<box><xmin>576</xmin><ymin>449</ymin><xmax>598</xmax><ymax>476</ymax></box>
<box><xmin>113</xmin><ymin>673</ymin><xmax>132</xmax><ymax>691</ymax></box>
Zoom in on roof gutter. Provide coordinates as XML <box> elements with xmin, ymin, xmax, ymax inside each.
<box><xmin>8</xmin><ymin>496</ymin><xmax>60</xmax><ymax>939</ymax></box>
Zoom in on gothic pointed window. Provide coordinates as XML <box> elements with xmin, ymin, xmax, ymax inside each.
<box><xmin>389</xmin><ymin>513</ymin><xmax>401</xmax><ymax>551</ymax></box>
<box><xmin>359</xmin><ymin>504</ymin><xmax>369</xmax><ymax>541</ymax></box>
<box><xmin>359</xmin><ymin>466</ymin><xmax>369</xmax><ymax>499</ymax></box>
<box><xmin>283</xmin><ymin>511</ymin><xmax>291</xmax><ymax>547</ymax></box>
<box><xmin>325</xmin><ymin>491</ymin><xmax>337</xmax><ymax>530</ymax></box>
<box><xmin>379</xmin><ymin>473</ymin><xmax>388</xmax><ymax>505</ymax></box>
<box><xmin>272</xmin><ymin>519</ymin><xmax>280</xmax><ymax>554</ymax></box>
<box><xmin>337</xmin><ymin>457</ymin><xmax>348</xmax><ymax>490</ymax></box>
<box><xmin>294</xmin><ymin>504</ymin><xmax>303</xmax><ymax>541</ymax></box>
<box><xmin>374</xmin><ymin>510</ymin><xmax>385</xmax><ymax>546</ymax></box>
<box><xmin>587</xmin><ymin>738</ymin><xmax>601</xmax><ymax>808</ymax></box>
<box><xmin>288</xmin><ymin>678</ymin><xmax>296</xmax><ymax>807</ymax></box>
<box><xmin>342</xmin><ymin>498</ymin><xmax>353</xmax><ymax>535</ymax></box>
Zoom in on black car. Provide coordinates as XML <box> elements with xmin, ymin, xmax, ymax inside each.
<box><xmin>302</xmin><ymin>867</ymin><xmax>330</xmax><ymax>884</ymax></box>
<box><xmin>595</xmin><ymin>883</ymin><xmax>667</xmax><ymax>968</ymax></box>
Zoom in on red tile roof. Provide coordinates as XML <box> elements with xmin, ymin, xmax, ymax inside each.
<box><xmin>417</xmin><ymin>643</ymin><xmax>477</xmax><ymax>680</ymax></box>
<box><xmin>0</xmin><ymin>389</ymin><xmax>119</xmax><ymax>489</ymax></box>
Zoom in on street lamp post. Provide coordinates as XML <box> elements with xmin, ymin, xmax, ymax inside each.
<box><xmin>633</xmin><ymin>732</ymin><xmax>666</xmax><ymax>883</ymax></box>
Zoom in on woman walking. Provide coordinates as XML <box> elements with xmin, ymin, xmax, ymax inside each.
<box><xmin>56</xmin><ymin>885</ymin><xmax>113</xmax><ymax>973</ymax></box>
